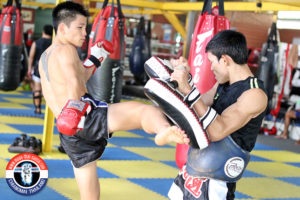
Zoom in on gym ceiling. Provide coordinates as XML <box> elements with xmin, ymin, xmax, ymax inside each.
<box><xmin>1</xmin><ymin>0</ymin><xmax>300</xmax><ymax>12</ymax></box>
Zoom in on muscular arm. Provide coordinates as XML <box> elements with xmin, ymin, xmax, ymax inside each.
<box><xmin>27</xmin><ymin>42</ymin><xmax>36</xmax><ymax>76</ymax></box>
<box><xmin>193</xmin><ymin>88</ymin><xmax>267</xmax><ymax>141</ymax></box>
<box><xmin>83</xmin><ymin>65</ymin><xmax>94</xmax><ymax>82</ymax></box>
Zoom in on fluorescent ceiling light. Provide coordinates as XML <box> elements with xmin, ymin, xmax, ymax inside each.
<box><xmin>278</xmin><ymin>11</ymin><xmax>300</xmax><ymax>20</ymax></box>
<box><xmin>277</xmin><ymin>19</ymin><xmax>300</xmax><ymax>30</ymax></box>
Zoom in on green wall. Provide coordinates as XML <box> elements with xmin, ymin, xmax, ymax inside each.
<box><xmin>33</xmin><ymin>8</ymin><xmax>52</xmax><ymax>39</ymax></box>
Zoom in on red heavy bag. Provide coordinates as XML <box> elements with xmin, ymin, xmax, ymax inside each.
<box><xmin>189</xmin><ymin>0</ymin><xmax>230</xmax><ymax>93</ymax></box>
<box><xmin>0</xmin><ymin>0</ymin><xmax>22</xmax><ymax>46</ymax></box>
<box><xmin>0</xmin><ymin>0</ymin><xmax>24</xmax><ymax>91</ymax></box>
<box><xmin>176</xmin><ymin>0</ymin><xmax>230</xmax><ymax>169</ymax></box>
<box><xmin>88</xmin><ymin>0</ymin><xmax>125</xmax><ymax>60</ymax></box>
<box><xmin>86</xmin><ymin>0</ymin><xmax>126</xmax><ymax>103</ymax></box>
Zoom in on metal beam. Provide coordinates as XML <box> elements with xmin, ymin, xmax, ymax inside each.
<box><xmin>89</xmin><ymin>7</ymin><xmax>183</xmax><ymax>15</ymax></box>
<box><xmin>121</xmin><ymin>9</ymin><xmax>183</xmax><ymax>15</ymax></box>
<box><xmin>91</xmin><ymin>0</ymin><xmax>300</xmax><ymax>12</ymax></box>
<box><xmin>91</xmin><ymin>0</ymin><xmax>162</xmax><ymax>9</ymax></box>
<box><xmin>161</xmin><ymin>2</ymin><xmax>300</xmax><ymax>11</ymax></box>
<box><xmin>163</xmin><ymin>11</ymin><xmax>186</xmax><ymax>39</ymax></box>
<box><xmin>2</xmin><ymin>1</ymin><xmax>300</xmax><ymax>12</ymax></box>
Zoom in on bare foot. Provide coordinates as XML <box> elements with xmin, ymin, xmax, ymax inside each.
<box><xmin>295</xmin><ymin>140</ymin><xmax>300</xmax><ymax>145</ymax></box>
<box><xmin>275</xmin><ymin>134</ymin><xmax>288</xmax><ymax>139</ymax></box>
<box><xmin>155</xmin><ymin>126</ymin><xmax>190</xmax><ymax>146</ymax></box>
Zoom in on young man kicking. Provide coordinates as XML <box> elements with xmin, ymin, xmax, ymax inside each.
<box><xmin>39</xmin><ymin>2</ymin><xmax>189</xmax><ymax>199</ymax></box>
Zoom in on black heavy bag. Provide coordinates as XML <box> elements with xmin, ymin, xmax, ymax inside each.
<box><xmin>129</xmin><ymin>17</ymin><xmax>146</xmax><ymax>78</ymax></box>
<box><xmin>144</xmin><ymin>20</ymin><xmax>152</xmax><ymax>60</ymax></box>
<box><xmin>0</xmin><ymin>0</ymin><xmax>23</xmax><ymax>91</ymax></box>
<box><xmin>20</xmin><ymin>41</ymin><xmax>28</xmax><ymax>82</ymax></box>
<box><xmin>257</xmin><ymin>22</ymin><xmax>278</xmax><ymax>114</ymax></box>
<box><xmin>86</xmin><ymin>0</ymin><xmax>126</xmax><ymax>103</ymax></box>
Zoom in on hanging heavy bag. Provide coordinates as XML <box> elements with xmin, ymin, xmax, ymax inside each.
<box><xmin>20</xmin><ymin>41</ymin><xmax>28</xmax><ymax>82</ymax></box>
<box><xmin>86</xmin><ymin>0</ymin><xmax>126</xmax><ymax>103</ymax></box>
<box><xmin>188</xmin><ymin>0</ymin><xmax>229</xmax><ymax>93</ymax></box>
<box><xmin>257</xmin><ymin>22</ymin><xmax>278</xmax><ymax>114</ymax></box>
<box><xmin>129</xmin><ymin>17</ymin><xmax>146</xmax><ymax>81</ymax></box>
<box><xmin>0</xmin><ymin>0</ymin><xmax>23</xmax><ymax>91</ymax></box>
<box><xmin>144</xmin><ymin>20</ymin><xmax>152</xmax><ymax>60</ymax></box>
<box><xmin>176</xmin><ymin>0</ymin><xmax>230</xmax><ymax>169</ymax></box>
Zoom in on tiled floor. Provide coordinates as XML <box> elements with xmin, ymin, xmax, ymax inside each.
<box><xmin>0</xmin><ymin>89</ymin><xmax>300</xmax><ymax>200</ymax></box>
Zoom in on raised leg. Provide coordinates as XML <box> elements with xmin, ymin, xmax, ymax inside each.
<box><xmin>107</xmin><ymin>101</ymin><xmax>189</xmax><ymax>145</ymax></box>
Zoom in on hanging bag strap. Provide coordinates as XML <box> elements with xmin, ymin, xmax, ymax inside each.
<box><xmin>92</xmin><ymin>0</ymin><xmax>109</xmax><ymax>44</ymax></box>
<box><xmin>104</xmin><ymin>0</ymin><xmax>115</xmax><ymax>42</ymax></box>
<box><xmin>11</xmin><ymin>6</ymin><xmax>16</xmax><ymax>44</ymax></box>
<box><xmin>268</xmin><ymin>23</ymin><xmax>277</xmax><ymax>44</ymax></box>
<box><xmin>201</xmin><ymin>0</ymin><xmax>225</xmax><ymax>16</ymax></box>
<box><xmin>15</xmin><ymin>0</ymin><xmax>21</xmax><ymax>11</ymax></box>
<box><xmin>102</xmin><ymin>0</ymin><xmax>109</xmax><ymax>9</ymax></box>
<box><xmin>6</xmin><ymin>0</ymin><xmax>21</xmax><ymax>10</ymax></box>
<box><xmin>116</xmin><ymin>0</ymin><xmax>124</xmax><ymax>18</ymax></box>
<box><xmin>117</xmin><ymin>0</ymin><xmax>125</xmax><ymax>61</ymax></box>
<box><xmin>201</xmin><ymin>0</ymin><xmax>212</xmax><ymax>15</ymax></box>
<box><xmin>218</xmin><ymin>0</ymin><xmax>225</xmax><ymax>16</ymax></box>
<box><xmin>137</xmin><ymin>17</ymin><xmax>145</xmax><ymax>35</ymax></box>
<box><xmin>5</xmin><ymin>0</ymin><xmax>13</xmax><ymax>7</ymax></box>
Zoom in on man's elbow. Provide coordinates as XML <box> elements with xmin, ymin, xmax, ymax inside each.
<box><xmin>208</xmin><ymin>133</ymin><xmax>224</xmax><ymax>142</ymax></box>
<box><xmin>206</xmin><ymin>123</ymin><xmax>227</xmax><ymax>142</ymax></box>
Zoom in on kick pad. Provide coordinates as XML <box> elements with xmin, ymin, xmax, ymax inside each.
<box><xmin>144</xmin><ymin>78</ymin><xmax>209</xmax><ymax>149</ymax></box>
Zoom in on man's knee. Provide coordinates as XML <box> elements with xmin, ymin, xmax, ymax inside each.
<box><xmin>285</xmin><ymin>110</ymin><xmax>296</xmax><ymax>119</ymax></box>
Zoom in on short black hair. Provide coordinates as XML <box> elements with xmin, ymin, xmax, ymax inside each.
<box><xmin>52</xmin><ymin>1</ymin><xmax>88</xmax><ymax>33</ymax></box>
<box><xmin>43</xmin><ymin>24</ymin><xmax>53</xmax><ymax>36</ymax></box>
<box><xmin>205</xmin><ymin>30</ymin><xmax>248</xmax><ymax>64</ymax></box>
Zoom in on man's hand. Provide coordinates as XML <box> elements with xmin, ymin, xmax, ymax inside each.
<box><xmin>83</xmin><ymin>39</ymin><xmax>113</xmax><ymax>73</ymax></box>
<box><xmin>170</xmin><ymin>57</ymin><xmax>191</xmax><ymax>72</ymax></box>
<box><xmin>171</xmin><ymin>66</ymin><xmax>192</xmax><ymax>96</ymax></box>
<box><xmin>27</xmin><ymin>67</ymin><xmax>33</xmax><ymax>78</ymax></box>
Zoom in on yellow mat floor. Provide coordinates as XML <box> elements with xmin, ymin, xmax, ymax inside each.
<box><xmin>0</xmin><ymin>89</ymin><xmax>300</xmax><ymax>200</ymax></box>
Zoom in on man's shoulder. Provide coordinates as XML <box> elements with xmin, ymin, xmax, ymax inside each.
<box><xmin>50</xmin><ymin>44</ymin><xmax>77</xmax><ymax>57</ymax></box>
<box><xmin>239</xmin><ymin>88</ymin><xmax>268</xmax><ymax>113</ymax></box>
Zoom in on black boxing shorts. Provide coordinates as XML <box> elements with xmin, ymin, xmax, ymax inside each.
<box><xmin>59</xmin><ymin>96</ymin><xmax>109</xmax><ymax>168</ymax></box>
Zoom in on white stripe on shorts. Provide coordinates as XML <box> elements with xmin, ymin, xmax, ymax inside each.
<box><xmin>208</xmin><ymin>179</ymin><xmax>228</xmax><ymax>200</ymax></box>
<box><xmin>168</xmin><ymin>182</ymin><xmax>184</xmax><ymax>200</ymax></box>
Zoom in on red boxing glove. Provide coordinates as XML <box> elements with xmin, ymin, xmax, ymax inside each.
<box><xmin>83</xmin><ymin>39</ymin><xmax>113</xmax><ymax>74</ymax></box>
<box><xmin>57</xmin><ymin>100</ymin><xmax>92</xmax><ymax>136</ymax></box>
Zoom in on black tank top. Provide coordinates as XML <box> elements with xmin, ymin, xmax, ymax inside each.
<box><xmin>212</xmin><ymin>76</ymin><xmax>266</xmax><ymax>152</ymax></box>
<box><xmin>33</xmin><ymin>38</ymin><xmax>52</xmax><ymax>68</ymax></box>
